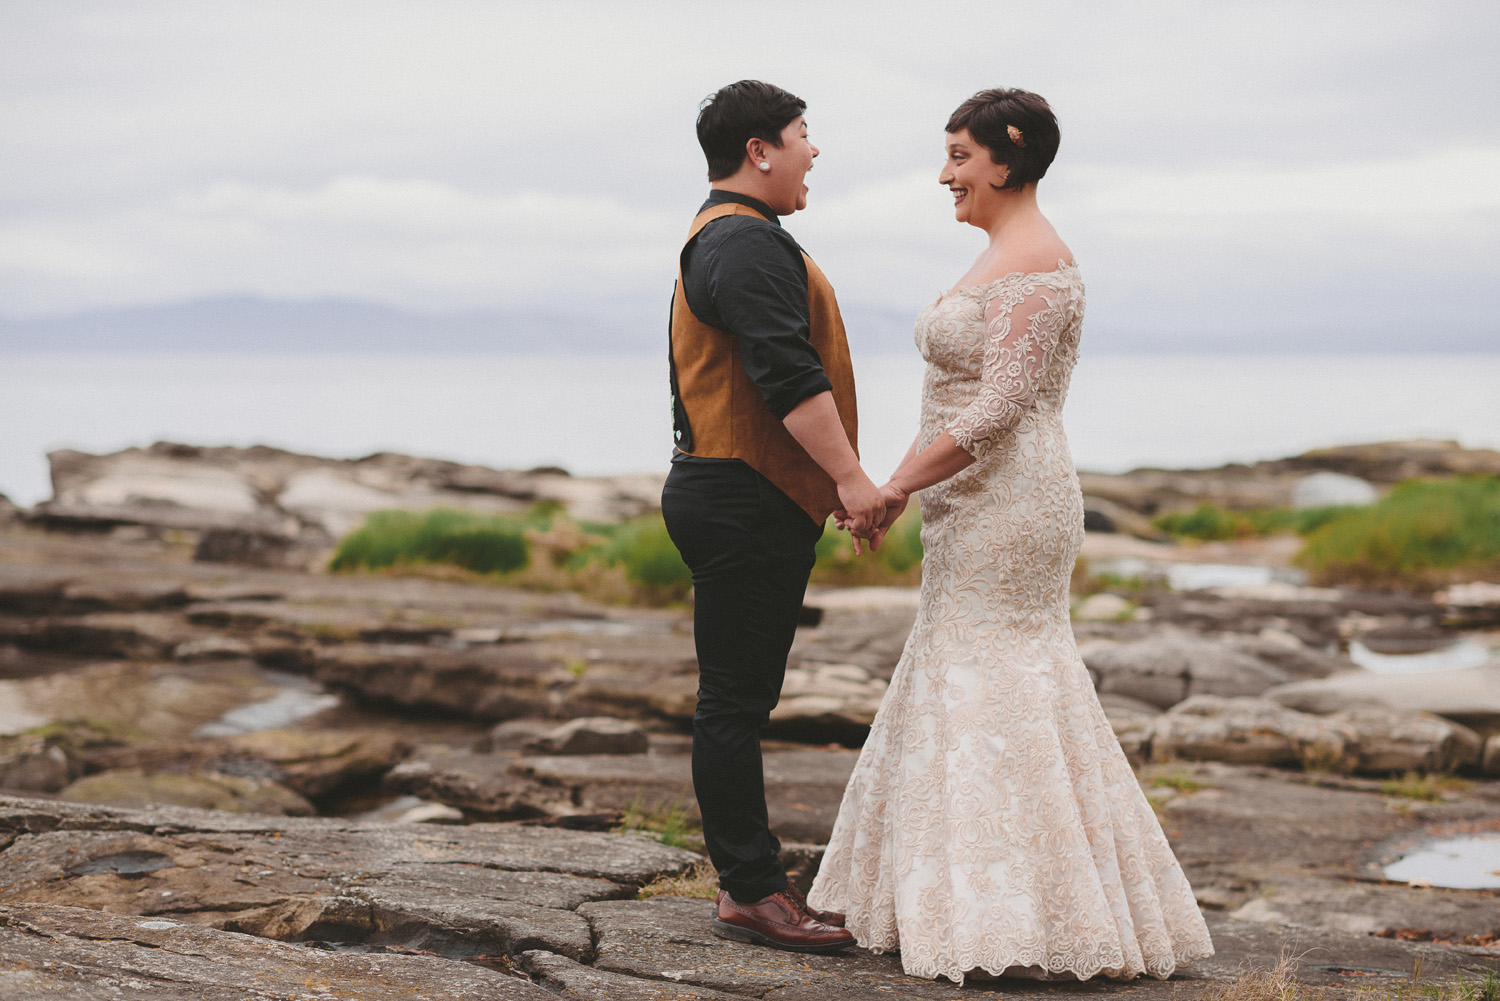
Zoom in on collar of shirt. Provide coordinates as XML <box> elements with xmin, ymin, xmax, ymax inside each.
<box><xmin>700</xmin><ymin>189</ymin><xmax>781</xmax><ymax>227</ymax></box>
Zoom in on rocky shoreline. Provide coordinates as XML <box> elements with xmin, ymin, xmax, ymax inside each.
<box><xmin>3</xmin><ymin>440</ymin><xmax>1499</xmax><ymax>997</ymax></box>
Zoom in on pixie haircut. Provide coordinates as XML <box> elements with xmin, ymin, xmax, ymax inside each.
<box><xmin>946</xmin><ymin>88</ymin><xmax>1059</xmax><ymax>190</ymax></box>
<box><xmin>696</xmin><ymin>80</ymin><xmax>807</xmax><ymax>182</ymax></box>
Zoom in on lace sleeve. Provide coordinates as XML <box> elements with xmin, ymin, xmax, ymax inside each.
<box><xmin>945</xmin><ymin>284</ymin><xmax>1066</xmax><ymax>460</ymax></box>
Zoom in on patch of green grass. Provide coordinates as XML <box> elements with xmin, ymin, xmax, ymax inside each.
<box><xmin>1154</xmin><ymin>503</ymin><xmax>1357</xmax><ymax>542</ymax></box>
<box><xmin>1150</xmin><ymin>769</ymin><xmax>1207</xmax><ymax>794</ymax></box>
<box><xmin>329</xmin><ymin>504</ymin><xmax>692</xmax><ymax>606</ymax></box>
<box><xmin>1380</xmin><ymin>771</ymin><xmax>1472</xmax><ymax>802</ymax></box>
<box><xmin>1297</xmin><ymin>477</ymin><xmax>1500</xmax><ymax>590</ymax></box>
<box><xmin>330</xmin><ymin>508</ymin><xmax>530</xmax><ymax>575</ymax></box>
<box><xmin>811</xmin><ymin>505</ymin><xmax>923</xmax><ymax>587</ymax></box>
<box><xmin>614</xmin><ymin>794</ymin><xmax>703</xmax><ymax>853</ymax></box>
<box><xmin>637</xmin><ymin>861</ymin><xmax>718</xmax><ymax>900</ymax></box>
<box><xmin>581</xmin><ymin>516</ymin><xmax>693</xmax><ymax>604</ymax></box>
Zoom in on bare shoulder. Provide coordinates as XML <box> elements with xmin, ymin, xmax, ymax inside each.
<box><xmin>995</xmin><ymin>234</ymin><xmax>1075</xmax><ymax>277</ymax></box>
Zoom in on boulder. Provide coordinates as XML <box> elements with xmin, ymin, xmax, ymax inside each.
<box><xmin>1485</xmin><ymin>735</ymin><xmax>1500</xmax><ymax>776</ymax></box>
<box><xmin>0</xmin><ymin>719</ymin><xmax>133</xmax><ymax>788</ymax></box>
<box><xmin>1222</xmin><ymin>630</ymin><xmax>1355</xmax><ymax>681</ymax></box>
<box><xmin>219</xmin><ymin>728</ymin><xmax>410</xmax><ymax>799</ymax></box>
<box><xmin>58</xmin><ymin>768</ymin><xmax>316</xmax><ymax>815</ymax></box>
<box><xmin>1264</xmin><ymin>665</ymin><xmax>1500</xmax><ymax>730</ymax></box>
<box><xmin>193</xmin><ymin>526</ymin><xmax>311</xmax><ymax>568</ymax></box>
<box><xmin>1326</xmin><ymin>708</ymin><xmax>1482</xmax><ymax>774</ymax></box>
<box><xmin>1073</xmin><ymin>593</ymin><xmax>1135</xmax><ymax>622</ymax></box>
<box><xmin>1081</xmin><ymin>495</ymin><xmax>1165</xmax><ymax>538</ymax></box>
<box><xmin>1084</xmin><ymin>631</ymin><xmax>1295</xmax><ymax>710</ymax></box>
<box><xmin>1440</xmin><ymin>581</ymin><xmax>1500</xmax><ymax>628</ymax></box>
<box><xmin>1146</xmin><ymin>696</ymin><xmax>1355</xmax><ymax>769</ymax></box>
<box><xmin>382</xmin><ymin>750</ymin><xmax>572</xmax><ymax>820</ymax></box>
<box><xmin>767</xmin><ymin>662</ymin><xmax>888</xmax><ymax>737</ymax></box>
<box><xmin>1099</xmin><ymin>694</ymin><xmax>1159</xmax><ymax>766</ymax></box>
<box><xmin>313</xmin><ymin>643</ymin><xmax>561</xmax><ymax>721</ymax></box>
<box><xmin>525</xmin><ymin>717</ymin><xmax>649</xmax><ymax>756</ymax></box>
<box><xmin>0</xmin><ymin>736</ymin><xmax>71</xmax><ymax>792</ymax></box>
<box><xmin>1291</xmin><ymin>471</ymin><xmax>1377</xmax><ymax>509</ymax></box>
<box><xmin>484</xmin><ymin>718</ymin><xmax>560</xmax><ymax>752</ymax></box>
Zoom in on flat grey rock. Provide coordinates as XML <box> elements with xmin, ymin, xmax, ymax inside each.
<box><xmin>0</xmin><ymin>793</ymin><xmax>697</xmax><ymax>969</ymax></box>
<box><xmin>521</xmin><ymin>948</ymin><xmax>742</xmax><ymax>999</ymax></box>
<box><xmin>0</xmin><ymin>901</ymin><xmax>548</xmax><ymax>1000</ymax></box>
<box><xmin>1085</xmin><ymin>631</ymin><xmax>1295</xmax><ymax>710</ymax></box>
<box><xmin>1265</xmin><ymin>665</ymin><xmax>1500</xmax><ymax>729</ymax></box>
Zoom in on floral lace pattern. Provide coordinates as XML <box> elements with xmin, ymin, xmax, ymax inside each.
<box><xmin>808</xmin><ymin>264</ymin><xmax>1213</xmax><ymax>984</ymax></box>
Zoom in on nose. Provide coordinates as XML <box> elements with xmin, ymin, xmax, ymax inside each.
<box><xmin>938</xmin><ymin>165</ymin><xmax>953</xmax><ymax>184</ymax></box>
<box><xmin>810</xmin><ymin>143</ymin><xmax>820</xmax><ymax>158</ymax></box>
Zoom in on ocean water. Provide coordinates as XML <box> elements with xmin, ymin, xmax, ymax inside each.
<box><xmin>2</xmin><ymin>352</ymin><xmax>1498</xmax><ymax>507</ymax></box>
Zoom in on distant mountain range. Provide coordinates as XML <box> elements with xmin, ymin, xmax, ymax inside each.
<box><xmin>0</xmin><ymin>295</ymin><xmax>920</xmax><ymax>355</ymax></box>
<box><xmin>0</xmin><ymin>295</ymin><xmax>1493</xmax><ymax>354</ymax></box>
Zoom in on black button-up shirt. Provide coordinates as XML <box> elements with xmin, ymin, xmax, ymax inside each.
<box><xmin>672</xmin><ymin>190</ymin><xmax>834</xmax><ymax>456</ymax></box>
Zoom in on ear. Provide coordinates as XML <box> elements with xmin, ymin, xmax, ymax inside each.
<box><xmin>744</xmin><ymin>136</ymin><xmax>768</xmax><ymax>172</ymax></box>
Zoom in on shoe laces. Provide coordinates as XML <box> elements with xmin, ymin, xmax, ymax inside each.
<box><xmin>780</xmin><ymin>884</ymin><xmax>812</xmax><ymax>915</ymax></box>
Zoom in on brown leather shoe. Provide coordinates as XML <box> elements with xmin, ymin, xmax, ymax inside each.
<box><xmin>713</xmin><ymin>889</ymin><xmax>854</xmax><ymax>953</ymax></box>
<box><xmin>783</xmin><ymin>882</ymin><xmax>846</xmax><ymax>927</ymax></box>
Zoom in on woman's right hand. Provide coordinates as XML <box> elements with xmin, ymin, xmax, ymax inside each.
<box><xmin>867</xmin><ymin>482</ymin><xmax>909</xmax><ymax>551</ymax></box>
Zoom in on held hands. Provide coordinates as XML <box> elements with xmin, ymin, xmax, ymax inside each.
<box><xmin>833</xmin><ymin>480</ymin><xmax>910</xmax><ymax>555</ymax></box>
<box><xmin>831</xmin><ymin>474</ymin><xmax>885</xmax><ymax>556</ymax></box>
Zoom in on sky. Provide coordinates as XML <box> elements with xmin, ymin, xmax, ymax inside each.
<box><xmin>2</xmin><ymin>1</ymin><xmax>1498</xmax><ymax>351</ymax></box>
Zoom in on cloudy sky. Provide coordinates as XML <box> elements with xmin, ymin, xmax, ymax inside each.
<box><xmin>2</xmin><ymin>1</ymin><xmax>1497</xmax><ymax>351</ymax></box>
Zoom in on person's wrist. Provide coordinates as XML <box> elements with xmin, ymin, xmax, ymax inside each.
<box><xmin>838</xmin><ymin>469</ymin><xmax>874</xmax><ymax>491</ymax></box>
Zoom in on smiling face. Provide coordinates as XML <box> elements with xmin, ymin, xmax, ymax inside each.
<box><xmin>939</xmin><ymin>128</ymin><xmax>1010</xmax><ymax>226</ymax></box>
<box><xmin>758</xmin><ymin>116</ymin><xmax>819</xmax><ymax>214</ymax></box>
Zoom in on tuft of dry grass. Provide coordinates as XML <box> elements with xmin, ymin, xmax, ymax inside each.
<box><xmin>1380</xmin><ymin>772</ymin><xmax>1472</xmax><ymax>802</ymax></box>
<box><xmin>1200</xmin><ymin>954</ymin><xmax>1499</xmax><ymax>1001</ymax></box>
<box><xmin>637</xmin><ymin>861</ymin><xmax>718</xmax><ymax>900</ymax></box>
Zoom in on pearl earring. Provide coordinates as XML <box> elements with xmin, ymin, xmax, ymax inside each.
<box><xmin>758</xmin><ymin>162</ymin><xmax>770</xmax><ymax>171</ymax></box>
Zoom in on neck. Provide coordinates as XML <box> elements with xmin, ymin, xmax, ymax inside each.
<box><xmin>978</xmin><ymin>185</ymin><xmax>1039</xmax><ymax>245</ymax></box>
<box><xmin>711</xmin><ymin>171</ymin><xmax>782</xmax><ymax>216</ymax></box>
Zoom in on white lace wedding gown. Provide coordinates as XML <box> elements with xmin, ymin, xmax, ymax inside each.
<box><xmin>808</xmin><ymin>263</ymin><xmax>1213</xmax><ymax>984</ymax></box>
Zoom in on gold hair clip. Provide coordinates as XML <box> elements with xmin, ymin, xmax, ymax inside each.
<box><xmin>1007</xmin><ymin>124</ymin><xmax>1025</xmax><ymax>148</ymax></box>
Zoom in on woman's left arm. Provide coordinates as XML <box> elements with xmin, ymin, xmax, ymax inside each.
<box><xmin>886</xmin><ymin>285</ymin><xmax>1066</xmax><ymax>498</ymax></box>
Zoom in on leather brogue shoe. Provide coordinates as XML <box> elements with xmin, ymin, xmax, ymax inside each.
<box><xmin>712</xmin><ymin>889</ymin><xmax>854</xmax><ymax>953</ymax></box>
<box><xmin>783</xmin><ymin>882</ymin><xmax>846</xmax><ymax>927</ymax></box>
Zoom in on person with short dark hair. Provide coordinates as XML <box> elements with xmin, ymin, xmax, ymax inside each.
<box><xmin>808</xmin><ymin>88</ymin><xmax>1215</xmax><ymax>983</ymax></box>
<box><xmin>661</xmin><ymin>79</ymin><xmax>877</xmax><ymax>953</ymax></box>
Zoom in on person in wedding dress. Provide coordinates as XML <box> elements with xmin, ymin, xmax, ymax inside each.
<box><xmin>808</xmin><ymin>88</ymin><xmax>1214</xmax><ymax>984</ymax></box>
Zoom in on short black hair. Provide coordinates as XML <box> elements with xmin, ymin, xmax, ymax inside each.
<box><xmin>945</xmin><ymin>88</ymin><xmax>1059</xmax><ymax>191</ymax></box>
<box><xmin>696</xmin><ymin>80</ymin><xmax>807</xmax><ymax>182</ymax></box>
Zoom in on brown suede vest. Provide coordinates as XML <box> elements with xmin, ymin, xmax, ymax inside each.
<box><xmin>670</xmin><ymin>201</ymin><xmax>858</xmax><ymax>524</ymax></box>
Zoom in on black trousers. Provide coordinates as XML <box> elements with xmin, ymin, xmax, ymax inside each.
<box><xmin>661</xmin><ymin>459</ymin><xmax>822</xmax><ymax>903</ymax></box>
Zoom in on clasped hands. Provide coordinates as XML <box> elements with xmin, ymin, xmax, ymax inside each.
<box><xmin>832</xmin><ymin>480</ymin><xmax>909</xmax><ymax>556</ymax></box>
